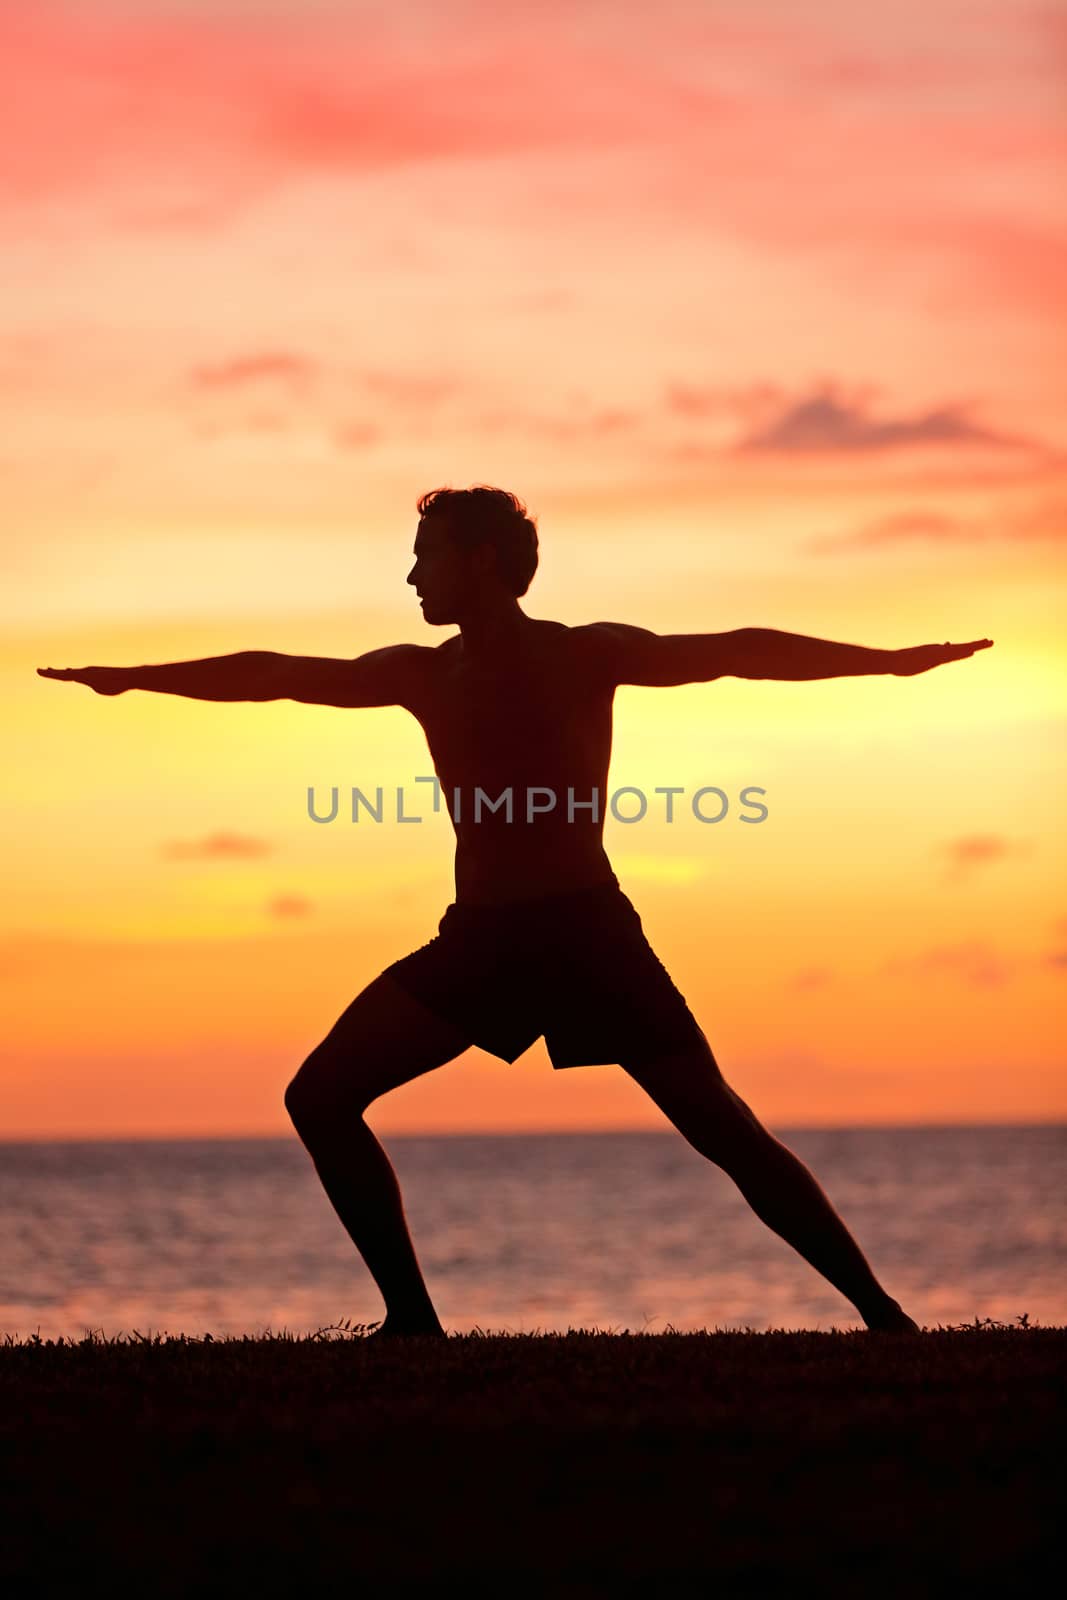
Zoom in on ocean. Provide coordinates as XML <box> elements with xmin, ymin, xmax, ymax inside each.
<box><xmin>1</xmin><ymin>1126</ymin><xmax>1063</xmax><ymax>1340</ymax></box>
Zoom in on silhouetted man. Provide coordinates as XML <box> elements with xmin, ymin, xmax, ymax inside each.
<box><xmin>39</xmin><ymin>484</ymin><xmax>994</xmax><ymax>1338</ymax></box>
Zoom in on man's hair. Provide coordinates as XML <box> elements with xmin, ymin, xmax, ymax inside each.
<box><xmin>416</xmin><ymin>485</ymin><xmax>539</xmax><ymax>597</ymax></box>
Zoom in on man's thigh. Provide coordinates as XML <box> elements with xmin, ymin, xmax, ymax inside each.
<box><xmin>618</xmin><ymin>1032</ymin><xmax>761</xmax><ymax>1155</ymax></box>
<box><xmin>286</xmin><ymin>971</ymin><xmax>475</xmax><ymax>1120</ymax></box>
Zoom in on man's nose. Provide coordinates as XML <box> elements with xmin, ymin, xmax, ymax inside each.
<box><xmin>405</xmin><ymin>565</ymin><xmax>416</xmax><ymax>586</ymax></box>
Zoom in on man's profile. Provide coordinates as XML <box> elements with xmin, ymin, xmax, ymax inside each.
<box><xmin>38</xmin><ymin>484</ymin><xmax>994</xmax><ymax>1338</ymax></box>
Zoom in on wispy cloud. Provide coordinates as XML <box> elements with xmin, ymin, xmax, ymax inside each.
<box><xmin>160</xmin><ymin>832</ymin><xmax>273</xmax><ymax>860</ymax></box>
<box><xmin>938</xmin><ymin>834</ymin><xmax>1027</xmax><ymax>884</ymax></box>
<box><xmin>884</xmin><ymin>939</ymin><xmax>1014</xmax><ymax>988</ymax></box>
<box><xmin>1043</xmin><ymin>913</ymin><xmax>1067</xmax><ymax>973</ymax></box>
<box><xmin>803</xmin><ymin>493</ymin><xmax>1067</xmax><ymax>554</ymax></box>
<box><xmin>728</xmin><ymin>384</ymin><xmax>1033</xmax><ymax>457</ymax></box>
<box><xmin>789</xmin><ymin>966</ymin><xmax>835</xmax><ymax>990</ymax></box>
<box><xmin>333</xmin><ymin>422</ymin><xmax>382</xmax><ymax>452</ymax></box>
<box><xmin>267</xmin><ymin>893</ymin><xmax>313</xmax><ymax>918</ymax></box>
<box><xmin>0</xmin><ymin>4</ymin><xmax>689</xmax><ymax>222</ymax></box>
<box><xmin>805</xmin><ymin>509</ymin><xmax>985</xmax><ymax>554</ymax></box>
<box><xmin>189</xmin><ymin>353</ymin><xmax>317</xmax><ymax>391</ymax></box>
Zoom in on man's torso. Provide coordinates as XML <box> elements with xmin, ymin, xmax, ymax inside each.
<box><xmin>404</xmin><ymin>619</ymin><xmax>616</xmax><ymax>904</ymax></box>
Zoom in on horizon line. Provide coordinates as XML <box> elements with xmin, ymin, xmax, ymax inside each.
<box><xmin>1</xmin><ymin>1118</ymin><xmax>1064</xmax><ymax>1146</ymax></box>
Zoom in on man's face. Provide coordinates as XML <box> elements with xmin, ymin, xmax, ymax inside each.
<box><xmin>406</xmin><ymin>517</ymin><xmax>491</xmax><ymax>625</ymax></box>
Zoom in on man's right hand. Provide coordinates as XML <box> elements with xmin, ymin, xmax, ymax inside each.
<box><xmin>37</xmin><ymin>666</ymin><xmax>130</xmax><ymax>695</ymax></box>
<box><xmin>891</xmin><ymin>639</ymin><xmax>993</xmax><ymax>676</ymax></box>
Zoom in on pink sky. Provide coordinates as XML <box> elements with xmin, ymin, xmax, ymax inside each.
<box><xmin>3</xmin><ymin>0</ymin><xmax>1064</xmax><ymax>1137</ymax></box>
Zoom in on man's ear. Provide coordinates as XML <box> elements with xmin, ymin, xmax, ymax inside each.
<box><xmin>470</xmin><ymin>541</ymin><xmax>498</xmax><ymax>581</ymax></box>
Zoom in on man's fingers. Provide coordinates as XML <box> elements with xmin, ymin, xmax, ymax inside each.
<box><xmin>895</xmin><ymin>639</ymin><xmax>993</xmax><ymax>675</ymax></box>
<box><xmin>37</xmin><ymin>666</ymin><xmax>92</xmax><ymax>683</ymax></box>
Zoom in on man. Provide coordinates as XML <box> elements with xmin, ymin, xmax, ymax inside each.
<box><xmin>39</xmin><ymin>484</ymin><xmax>993</xmax><ymax>1339</ymax></box>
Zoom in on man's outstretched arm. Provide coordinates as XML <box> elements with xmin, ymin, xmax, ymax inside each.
<box><xmin>36</xmin><ymin>645</ymin><xmax>431</xmax><ymax>707</ymax></box>
<box><xmin>576</xmin><ymin>622</ymin><xmax>994</xmax><ymax>685</ymax></box>
<box><xmin>720</xmin><ymin>628</ymin><xmax>995</xmax><ymax>680</ymax></box>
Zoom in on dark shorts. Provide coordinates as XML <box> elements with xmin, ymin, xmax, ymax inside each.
<box><xmin>383</xmin><ymin>875</ymin><xmax>706</xmax><ymax>1069</ymax></box>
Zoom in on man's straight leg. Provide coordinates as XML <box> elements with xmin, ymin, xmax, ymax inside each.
<box><xmin>620</xmin><ymin>1037</ymin><xmax>919</xmax><ymax>1331</ymax></box>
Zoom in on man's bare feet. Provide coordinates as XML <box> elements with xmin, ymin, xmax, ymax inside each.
<box><xmin>363</xmin><ymin>1317</ymin><xmax>448</xmax><ymax>1341</ymax></box>
<box><xmin>861</xmin><ymin>1297</ymin><xmax>920</xmax><ymax>1333</ymax></box>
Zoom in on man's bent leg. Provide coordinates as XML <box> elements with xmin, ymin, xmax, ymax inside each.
<box><xmin>620</xmin><ymin>1037</ymin><xmax>919</xmax><ymax>1331</ymax></box>
<box><xmin>284</xmin><ymin>972</ymin><xmax>474</xmax><ymax>1337</ymax></box>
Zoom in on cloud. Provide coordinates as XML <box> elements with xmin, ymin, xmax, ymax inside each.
<box><xmin>901</xmin><ymin>215</ymin><xmax>1067</xmax><ymax>323</ymax></box>
<box><xmin>160</xmin><ymin>832</ymin><xmax>273</xmax><ymax>860</ymax></box>
<box><xmin>267</xmin><ymin>894</ymin><xmax>313</xmax><ymax>918</ymax></box>
<box><xmin>0</xmin><ymin>5</ymin><xmax>689</xmax><ymax>224</ymax></box>
<box><xmin>1005</xmin><ymin>497</ymin><xmax>1067</xmax><ymax>542</ymax></box>
<box><xmin>803</xmin><ymin>492</ymin><xmax>1067</xmax><ymax>554</ymax></box>
<box><xmin>182</xmin><ymin>353</ymin><xmax>558</xmax><ymax>454</ymax></box>
<box><xmin>938</xmin><ymin>835</ymin><xmax>1030</xmax><ymax>883</ymax></box>
<box><xmin>727</xmin><ymin>383</ymin><xmax>1034</xmax><ymax>457</ymax></box>
<box><xmin>805</xmin><ymin>509</ymin><xmax>986</xmax><ymax>554</ymax></box>
<box><xmin>334</xmin><ymin>422</ymin><xmax>382</xmax><ymax>452</ymax></box>
<box><xmin>789</xmin><ymin>966</ymin><xmax>835</xmax><ymax>990</ymax></box>
<box><xmin>664</xmin><ymin>382</ymin><xmax>780</xmax><ymax>423</ymax></box>
<box><xmin>4</xmin><ymin>0</ymin><xmax>1062</xmax><ymax>373</ymax></box>
<box><xmin>184</xmin><ymin>358</ymin><xmax>461</xmax><ymax>449</ymax></box>
<box><xmin>189</xmin><ymin>353</ymin><xmax>317</xmax><ymax>391</ymax></box>
<box><xmin>943</xmin><ymin>834</ymin><xmax>1011</xmax><ymax>869</ymax></box>
<box><xmin>332</xmin><ymin>369</ymin><xmax>464</xmax><ymax>451</ymax></box>
<box><xmin>1043</xmin><ymin>912</ymin><xmax>1067</xmax><ymax>973</ymax></box>
<box><xmin>661</xmin><ymin>381</ymin><xmax>1056</xmax><ymax>480</ymax></box>
<box><xmin>884</xmin><ymin>940</ymin><xmax>1013</xmax><ymax>987</ymax></box>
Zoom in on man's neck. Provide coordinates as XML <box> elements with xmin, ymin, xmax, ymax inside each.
<box><xmin>457</xmin><ymin>602</ymin><xmax>532</xmax><ymax>660</ymax></box>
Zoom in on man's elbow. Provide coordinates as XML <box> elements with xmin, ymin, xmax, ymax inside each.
<box><xmin>714</xmin><ymin>628</ymin><xmax>763</xmax><ymax>680</ymax></box>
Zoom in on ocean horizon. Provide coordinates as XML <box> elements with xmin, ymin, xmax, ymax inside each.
<box><xmin>3</xmin><ymin>1123</ymin><xmax>1064</xmax><ymax>1340</ymax></box>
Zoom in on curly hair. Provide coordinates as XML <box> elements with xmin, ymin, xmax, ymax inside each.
<box><xmin>416</xmin><ymin>485</ymin><xmax>539</xmax><ymax>597</ymax></box>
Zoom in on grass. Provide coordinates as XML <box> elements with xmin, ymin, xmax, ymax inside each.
<box><xmin>1</xmin><ymin>1316</ymin><xmax>1061</xmax><ymax>1595</ymax></box>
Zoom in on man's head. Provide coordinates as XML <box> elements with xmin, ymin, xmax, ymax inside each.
<box><xmin>406</xmin><ymin>485</ymin><xmax>539</xmax><ymax>625</ymax></box>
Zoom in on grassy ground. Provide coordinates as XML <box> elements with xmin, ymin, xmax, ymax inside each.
<box><xmin>1</xmin><ymin>1317</ymin><xmax>1061</xmax><ymax>1596</ymax></box>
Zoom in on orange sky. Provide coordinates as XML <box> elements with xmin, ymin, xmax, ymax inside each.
<box><xmin>3</xmin><ymin>0</ymin><xmax>1065</xmax><ymax>1138</ymax></box>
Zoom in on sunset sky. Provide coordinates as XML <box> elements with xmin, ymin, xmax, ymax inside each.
<box><xmin>4</xmin><ymin>0</ymin><xmax>1065</xmax><ymax>1139</ymax></box>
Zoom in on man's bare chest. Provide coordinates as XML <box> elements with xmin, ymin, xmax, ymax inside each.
<box><xmin>415</xmin><ymin>657</ymin><xmax>610</xmax><ymax>771</ymax></box>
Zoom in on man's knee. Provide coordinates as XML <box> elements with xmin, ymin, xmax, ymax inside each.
<box><xmin>284</xmin><ymin>1046</ymin><xmax>370</xmax><ymax>1132</ymax></box>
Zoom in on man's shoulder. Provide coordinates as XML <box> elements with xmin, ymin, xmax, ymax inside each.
<box><xmin>565</xmin><ymin>620</ymin><xmax>653</xmax><ymax>658</ymax></box>
<box><xmin>430</xmin><ymin>634</ymin><xmax>463</xmax><ymax>665</ymax></box>
<box><xmin>426</xmin><ymin>619</ymin><xmax>634</xmax><ymax>669</ymax></box>
<box><xmin>531</xmin><ymin>618</ymin><xmax>614</xmax><ymax>663</ymax></box>
<box><xmin>536</xmin><ymin>619</ymin><xmax>630</xmax><ymax>646</ymax></box>
<box><xmin>429</xmin><ymin>620</ymin><xmax>570</xmax><ymax>654</ymax></box>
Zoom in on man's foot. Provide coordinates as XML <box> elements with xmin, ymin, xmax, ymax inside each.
<box><xmin>363</xmin><ymin>1317</ymin><xmax>447</xmax><ymax>1341</ymax></box>
<box><xmin>861</xmin><ymin>1297</ymin><xmax>920</xmax><ymax>1333</ymax></box>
